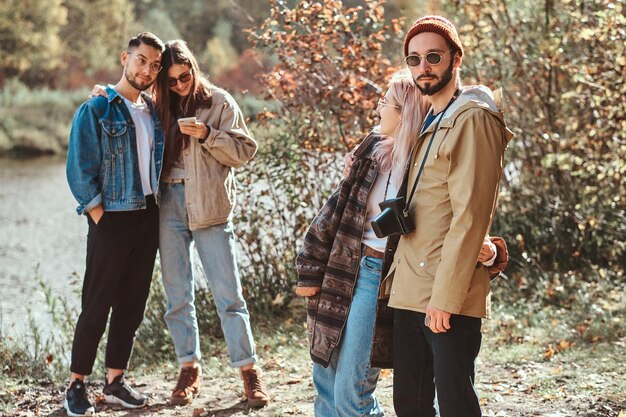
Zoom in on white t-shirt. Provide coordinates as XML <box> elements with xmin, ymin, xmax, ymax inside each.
<box><xmin>122</xmin><ymin>95</ymin><xmax>154</xmax><ymax>196</ymax></box>
<box><xmin>361</xmin><ymin>167</ymin><xmax>401</xmax><ymax>252</ymax></box>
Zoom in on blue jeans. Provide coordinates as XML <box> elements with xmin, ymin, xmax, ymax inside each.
<box><xmin>312</xmin><ymin>255</ymin><xmax>385</xmax><ymax>417</ymax></box>
<box><xmin>159</xmin><ymin>183</ymin><xmax>257</xmax><ymax>367</ymax></box>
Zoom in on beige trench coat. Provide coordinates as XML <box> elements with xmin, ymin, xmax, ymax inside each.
<box><xmin>384</xmin><ymin>86</ymin><xmax>513</xmax><ymax>319</ymax></box>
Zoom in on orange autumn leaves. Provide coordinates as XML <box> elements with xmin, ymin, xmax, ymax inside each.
<box><xmin>248</xmin><ymin>0</ymin><xmax>402</xmax><ymax>151</ymax></box>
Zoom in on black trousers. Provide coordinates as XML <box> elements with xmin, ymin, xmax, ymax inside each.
<box><xmin>393</xmin><ymin>309</ymin><xmax>482</xmax><ymax>417</ymax></box>
<box><xmin>70</xmin><ymin>197</ymin><xmax>158</xmax><ymax>375</ymax></box>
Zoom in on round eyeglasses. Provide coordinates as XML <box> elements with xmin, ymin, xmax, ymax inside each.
<box><xmin>129</xmin><ymin>53</ymin><xmax>162</xmax><ymax>73</ymax></box>
<box><xmin>405</xmin><ymin>50</ymin><xmax>452</xmax><ymax>67</ymax></box>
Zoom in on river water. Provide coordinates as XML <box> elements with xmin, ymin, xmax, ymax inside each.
<box><xmin>0</xmin><ymin>153</ymin><xmax>338</xmax><ymax>339</ymax></box>
<box><xmin>0</xmin><ymin>156</ymin><xmax>85</xmax><ymax>337</ymax></box>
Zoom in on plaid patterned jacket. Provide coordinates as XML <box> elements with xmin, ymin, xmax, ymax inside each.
<box><xmin>296</xmin><ymin>132</ymin><xmax>397</xmax><ymax>368</ymax></box>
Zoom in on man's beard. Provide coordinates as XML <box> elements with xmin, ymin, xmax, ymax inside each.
<box><xmin>124</xmin><ymin>67</ymin><xmax>155</xmax><ymax>91</ymax></box>
<box><xmin>415</xmin><ymin>58</ymin><xmax>454</xmax><ymax>96</ymax></box>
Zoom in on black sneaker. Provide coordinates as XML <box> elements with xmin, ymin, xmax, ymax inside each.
<box><xmin>103</xmin><ymin>374</ymin><xmax>148</xmax><ymax>409</ymax></box>
<box><xmin>65</xmin><ymin>379</ymin><xmax>96</xmax><ymax>416</ymax></box>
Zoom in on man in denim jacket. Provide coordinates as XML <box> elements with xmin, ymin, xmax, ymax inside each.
<box><xmin>64</xmin><ymin>32</ymin><xmax>165</xmax><ymax>416</ymax></box>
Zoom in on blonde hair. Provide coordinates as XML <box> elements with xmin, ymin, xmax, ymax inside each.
<box><xmin>372</xmin><ymin>69</ymin><xmax>429</xmax><ymax>178</ymax></box>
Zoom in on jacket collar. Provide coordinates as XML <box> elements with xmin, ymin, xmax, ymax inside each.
<box><xmin>105</xmin><ymin>85</ymin><xmax>123</xmax><ymax>104</ymax></box>
<box><xmin>105</xmin><ymin>84</ymin><xmax>154</xmax><ymax>107</ymax></box>
<box><xmin>420</xmin><ymin>85</ymin><xmax>510</xmax><ymax>139</ymax></box>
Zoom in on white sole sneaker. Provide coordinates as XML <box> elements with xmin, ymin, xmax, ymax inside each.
<box><xmin>103</xmin><ymin>394</ymin><xmax>147</xmax><ymax>409</ymax></box>
<box><xmin>64</xmin><ymin>398</ymin><xmax>96</xmax><ymax>416</ymax></box>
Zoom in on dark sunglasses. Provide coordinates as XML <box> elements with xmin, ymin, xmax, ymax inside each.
<box><xmin>405</xmin><ymin>50</ymin><xmax>452</xmax><ymax>67</ymax></box>
<box><xmin>168</xmin><ymin>71</ymin><xmax>193</xmax><ymax>87</ymax></box>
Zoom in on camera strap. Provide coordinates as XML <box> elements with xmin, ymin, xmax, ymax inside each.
<box><xmin>402</xmin><ymin>89</ymin><xmax>461</xmax><ymax>217</ymax></box>
<box><xmin>383</xmin><ymin>170</ymin><xmax>393</xmax><ymax>200</ymax></box>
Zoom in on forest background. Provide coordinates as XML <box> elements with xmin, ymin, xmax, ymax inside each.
<box><xmin>0</xmin><ymin>0</ymin><xmax>624</xmax><ymax>416</ymax></box>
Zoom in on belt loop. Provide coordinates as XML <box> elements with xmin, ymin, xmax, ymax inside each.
<box><xmin>164</xmin><ymin>179</ymin><xmax>184</xmax><ymax>185</ymax></box>
<box><xmin>145</xmin><ymin>194</ymin><xmax>156</xmax><ymax>207</ymax></box>
<box><xmin>361</xmin><ymin>244</ymin><xmax>384</xmax><ymax>260</ymax></box>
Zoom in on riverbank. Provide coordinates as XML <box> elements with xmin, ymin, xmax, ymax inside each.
<box><xmin>0</xmin><ymin>81</ymin><xmax>88</xmax><ymax>156</ymax></box>
<box><xmin>0</xmin><ymin>156</ymin><xmax>85</xmax><ymax>337</ymax></box>
<box><xmin>2</xmin><ymin>317</ymin><xmax>625</xmax><ymax>416</ymax></box>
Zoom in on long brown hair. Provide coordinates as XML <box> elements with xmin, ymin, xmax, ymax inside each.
<box><xmin>155</xmin><ymin>40</ymin><xmax>213</xmax><ymax>170</ymax></box>
<box><xmin>372</xmin><ymin>69</ymin><xmax>429</xmax><ymax>179</ymax></box>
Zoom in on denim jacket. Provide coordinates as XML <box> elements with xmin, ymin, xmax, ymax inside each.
<box><xmin>66</xmin><ymin>86</ymin><xmax>164</xmax><ymax>215</ymax></box>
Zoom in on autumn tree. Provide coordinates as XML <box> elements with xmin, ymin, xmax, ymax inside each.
<box><xmin>60</xmin><ymin>0</ymin><xmax>134</xmax><ymax>80</ymax></box>
<box><xmin>0</xmin><ymin>0</ymin><xmax>67</xmax><ymax>85</ymax></box>
<box><xmin>231</xmin><ymin>0</ymin><xmax>403</xmax><ymax>310</ymax></box>
<box><xmin>249</xmin><ymin>0</ymin><xmax>403</xmax><ymax>150</ymax></box>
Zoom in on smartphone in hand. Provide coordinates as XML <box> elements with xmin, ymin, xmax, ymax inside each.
<box><xmin>177</xmin><ymin>117</ymin><xmax>197</xmax><ymax>126</ymax></box>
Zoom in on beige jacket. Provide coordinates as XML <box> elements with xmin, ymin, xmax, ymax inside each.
<box><xmin>385</xmin><ymin>86</ymin><xmax>513</xmax><ymax>319</ymax></box>
<box><xmin>179</xmin><ymin>87</ymin><xmax>257</xmax><ymax>230</ymax></box>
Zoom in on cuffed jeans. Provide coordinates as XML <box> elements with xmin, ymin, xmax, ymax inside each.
<box><xmin>312</xmin><ymin>255</ymin><xmax>385</xmax><ymax>417</ymax></box>
<box><xmin>159</xmin><ymin>183</ymin><xmax>257</xmax><ymax>367</ymax></box>
<box><xmin>70</xmin><ymin>195</ymin><xmax>159</xmax><ymax>375</ymax></box>
<box><xmin>393</xmin><ymin>309</ymin><xmax>482</xmax><ymax>417</ymax></box>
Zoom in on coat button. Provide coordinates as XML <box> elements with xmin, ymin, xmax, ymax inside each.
<box><xmin>392</xmin><ymin>290</ymin><xmax>396</xmax><ymax>295</ymax></box>
<box><xmin>336</xmin><ymin>296</ymin><xmax>342</xmax><ymax>301</ymax></box>
<box><xmin>419</xmin><ymin>261</ymin><xmax>425</xmax><ymax>267</ymax></box>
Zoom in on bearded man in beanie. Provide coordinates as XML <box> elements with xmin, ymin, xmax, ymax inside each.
<box><xmin>383</xmin><ymin>16</ymin><xmax>513</xmax><ymax>416</ymax></box>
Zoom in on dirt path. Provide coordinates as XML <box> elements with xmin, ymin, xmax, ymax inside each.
<box><xmin>8</xmin><ymin>337</ymin><xmax>625</xmax><ymax>417</ymax></box>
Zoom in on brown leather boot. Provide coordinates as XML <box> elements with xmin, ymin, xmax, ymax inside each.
<box><xmin>241</xmin><ymin>366</ymin><xmax>270</xmax><ymax>407</ymax></box>
<box><xmin>170</xmin><ymin>364</ymin><xmax>201</xmax><ymax>405</ymax></box>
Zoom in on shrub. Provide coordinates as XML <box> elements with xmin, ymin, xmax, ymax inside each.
<box><xmin>0</xmin><ymin>79</ymin><xmax>87</xmax><ymax>155</ymax></box>
<box><xmin>235</xmin><ymin>128</ymin><xmax>342</xmax><ymax>312</ymax></box>
<box><xmin>234</xmin><ymin>0</ymin><xmax>402</xmax><ymax>314</ymax></box>
<box><xmin>248</xmin><ymin>0</ymin><xmax>403</xmax><ymax>150</ymax></box>
<box><xmin>444</xmin><ymin>0</ymin><xmax>625</xmax><ymax>292</ymax></box>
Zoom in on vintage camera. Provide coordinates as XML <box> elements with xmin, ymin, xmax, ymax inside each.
<box><xmin>370</xmin><ymin>196</ymin><xmax>415</xmax><ymax>238</ymax></box>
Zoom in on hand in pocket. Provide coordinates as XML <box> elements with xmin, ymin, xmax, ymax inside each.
<box><xmin>88</xmin><ymin>205</ymin><xmax>105</xmax><ymax>224</ymax></box>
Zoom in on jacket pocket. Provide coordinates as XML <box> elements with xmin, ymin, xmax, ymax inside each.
<box><xmin>306</xmin><ymin>293</ymin><xmax>320</xmax><ymax>345</ymax></box>
<box><xmin>101</xmin><ymin>121</ymin><xmax>129</xmax><ymax>155</ymax></box>
<box><xmin>361</xmin><ymin>255</ymin><xmax>383</xmax><ymax>273</ymax></box>
<box><xmin>408</xmin><ymin>248</ymin><xmax>440</xmax><ymax>278</ymax></box>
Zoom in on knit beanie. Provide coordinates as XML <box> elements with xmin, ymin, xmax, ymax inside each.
<box><xmin>403</xmin><ymin>15</ymin><xmax>463</xmax><ymax>58</ymax></box>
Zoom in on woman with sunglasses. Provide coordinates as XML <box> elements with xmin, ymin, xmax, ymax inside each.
<box><xmin>296</xmin><ymin>69</ymin><xmax>508</xmax><ymax>416</ymax></box>
<box><xmin>89</xmin><ymin>39</ymin><xmax>269</xmax><ymax>407</ymax></box>
<box><xmin>154</xmin><ymin>39</ymin><xmax>270</xmax><ymax>407</ymax></box>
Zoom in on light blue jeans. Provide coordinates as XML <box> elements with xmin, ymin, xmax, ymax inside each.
<box><xmin>312</xmin><ymin>255</ymin><xmax>385</xmax><ymax>417</ymax></box>
<box><xmin>159</xmin><ymin>183</ymin><xmax>257</xmax><ymax>367</ymax></box>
